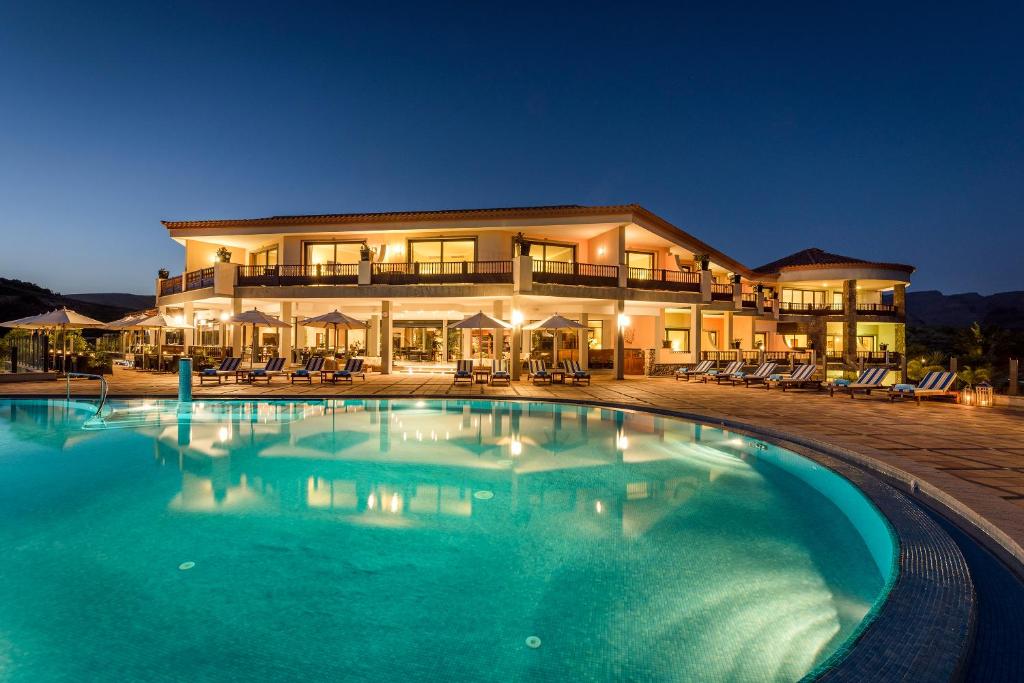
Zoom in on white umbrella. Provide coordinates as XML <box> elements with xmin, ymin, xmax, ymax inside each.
<box><xmin>104</xmin><ymin>313</ymin><xmax>154</xmax><ymax>366</ymax></box>
<box><xmin>229</xmin><ymin>309</ymin><xmax>289</xmax><ymax>367</ymax></box>
<box><xmin>301</xmin><ymin>310</ymin><xmax>366</xmax><ymax>357</ymax></box>
<box><xmin>449</xmin><ymin>311</ymin><xmax>510</xmax><ymax>364</ymax></box>
<box><xmin>525</xmin><ymin>313</ymin><xmax>586</xmax><ymax>368</ymax></box>
<box><xmin>135</xmin><ymin>314</ymin><xmax>190</xmax><ymax>372</ymax></box>
<box><xmin>2</xmin><ymin>308</ymin><xmax>106</xmax><ymax>372</ymax></box>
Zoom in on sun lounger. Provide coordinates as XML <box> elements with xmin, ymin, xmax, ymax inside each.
<box><xmin>198</xmin><ymin>357</ymin><xmax>241</xmax><ymax>385</ymax></box>
<box><xmin>290</xmin><ymin>356</ymin><xmax>324</xmax><ymax>384</ymax></box>
<box><xmin>730</xmin><ymin>362</ymin><xmax>777</xmax><ymax>386</ymax></box>
<box><xmin>326</xmin><ymin>357</ymin><xmax>365</xmax><ymax>384</ymax></box>
<box><xmin>563</xmin><ymin>359</ymin><xmax>591</xmax><ymax>385</ymax></box>
<box><xmin>248</xmin><ymin>357</ymin><xmax>286</xmax><ymax>383</ymax></box>
<box><xmin>452</xmin><ymin>359</ymin><xmax>474</xmax><ymax>385</ymax></box>
<box><xmin>675</xmin><ymin>360</ymin><xmax>713</xmax><ymax>381</ymax></box>
<box><xmin>828</xmin><ymin>367</ymin><xmax>889</xmax><ymax>398</ymax></box>
<box><xmin>764</xmin><ymin>364</ymin><xmax>821</xmax><ymax>391</ymax></box>
<box><xmin>528</xmin><ymin>360</ymin><xmax>551</xmax><ymax>385</ymax></box>
<box><xmin>706</xmin><ymin>361</ymin><xmax>744</xmax><ymax>384</ymax></box>
<box><xmin>888</xmin><ymin>371</ymin><xmax>957</xmax><ymax>404</ymax></box>
<box><xmin>490</xmin><ymin>359</ymin><xmax>511</xmax><ymax>386</ymax></box>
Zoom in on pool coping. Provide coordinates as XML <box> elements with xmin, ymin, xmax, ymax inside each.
<box><xmin>1</xmin><ymin>393</ymin><xmax>978</xmax><ymax>681</ymax></box>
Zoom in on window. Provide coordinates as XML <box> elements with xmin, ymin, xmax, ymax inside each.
<box><xmin>783</xmin><ymin>334</ymin><xmax>808</xmax><ymax>349</ymax></box>
<box><xmin>665</xmin><ymin>328</ymin><xmax>690</xmax><ymax>352</ymax></box>
<box><xmin>250</xmin><ymin>246</ymin><xmax>279</xmax><ymax>267</ymax></box>
<box><xmin>707</xmin><ymin>330</ymin><xmax>718</xmax><ymax>349</ymax></box>
<box><xmin>782</xmin><ymin>289</ymin><xmax>830</xmax><ymax>308</ymax></box>
<box><xmin>531</xmin><ymin>242</ymin><xmax>576</xmax><ymax>263</ymax></box>
<box><xmin>754</xmin><ymin>332</ymin><xmax>767</xmax><ymax>350</ymax></box>
<box><xmin>626</xmin><ymin>251</ymin><xmax>655</xmax><ymax>270</ymax></box>
<box><xmin>587</xmin><ymin>320</ymin><xmax>603</xmax><ymax>349</ymax></box>
<box><xmin>304</xmin><ymin>241</ymin><xmax>362</xmax><ymax>265</ymax></box>
<box><xmin>409</xmin><ymin>239</ymin><xmax>476</xmax><ymax>263</ymax></box>
<box><xmin>857</xmin><ymin>335</ymin><xmax>876</xmax><ymax>352</ymax></box>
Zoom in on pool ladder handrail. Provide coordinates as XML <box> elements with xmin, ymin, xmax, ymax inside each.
<box><xmin>65</xmin><ymin>372</ymin><xmax>108</xmax><ymax>416</ymax></box>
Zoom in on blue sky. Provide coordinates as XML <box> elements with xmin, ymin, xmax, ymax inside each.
<box><xmin>0</xmin><ymin>1</ymin><xmax>1021</xmax><ymax>294</ymax></box>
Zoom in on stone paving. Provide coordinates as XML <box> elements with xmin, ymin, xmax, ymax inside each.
<box><xmin>5</xmin><ymin>367</ymin><xmax>1024</xmax><ymax>565</ymax></box>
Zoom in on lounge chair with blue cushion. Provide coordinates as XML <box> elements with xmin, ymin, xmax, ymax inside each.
<box><xmin>828</xmin><ymin>367</ymin><xmax>889</xmax><ymax>398</ymax></box>
<box><xmin>888</xmin><ymin>371</ymin><xmax>957</xmax><ymax>404</ymax></box>
<box><xmin>528</xmin><ymin>360</ymin><xmax>551</xmax><ymax>385</ymax></box>
<box><xmin>327</xmin><ymin>357</ymin><xmax>365</xmax><ymax>384</ymax></box>
<box><xmin>729</xmin><ymin>361</ymin><xmax>777</xmax><ymax>387</ymax></box>
<box><xmin>452</xmin><ymin>359</ymin><xmax>474</xmax><ymax>385</ymax></box>
<box><xmin>675</xmin><ymin>360</ymin><xmax>712</xmax><ymax>381</ymax></box>
<box><xmin>764</xmin><ymin>364</ymin><xmax>820</xmax><ymax>391</ymax></box>
<box><xmin>290</xmin><ymin>356</ymin><xmax>324</xmax><ymax>384</ymax></box>
<box><xmin>198</xmin><ymin>357</ymin><xmax>241</xmax><ymax>385</ymax></box>
<box><xmin>562</xmin><ymin>359</ymin><xmax>591</xmax><ymax>385</ymax></box>
<box><xmin>248</xmin><ymin>357</ymin><xmax>286</xmax><ymax>383</ymax></box>
<box><xmin>706</xmin><ymin>360</ymin><xmax>744</xmax><ymax>384</ymax></box>
<box><xmin>490</xmin><ymin>359</ymin><xmax>511</xmax><ymax>386</ymax></box>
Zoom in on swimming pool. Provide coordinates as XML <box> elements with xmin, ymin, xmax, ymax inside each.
<box><xmin>0</xmin><ymin>398</ymin><xmax>896</xmax><ymax>681</ymax></box>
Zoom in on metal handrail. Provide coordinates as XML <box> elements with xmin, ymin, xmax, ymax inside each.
<box><xmin>65</xmin><ymin>372</ymin><xmax>108</xmax><ymax>416</ymax></box>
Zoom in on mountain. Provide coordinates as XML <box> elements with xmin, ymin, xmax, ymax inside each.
<box><xmin>66</xmin><ymin>293</ymin><xmax>155</xmax><ymax>310</ymax></box>
<box><xmin>0</xmin><ymin>278</ymin><xmax>144</xmax><ymax>325</ymax></box>
<box><xmin>907</xmin><ymin>290</ymin><xmax>1024</xmax><ymax>329</ymax></box>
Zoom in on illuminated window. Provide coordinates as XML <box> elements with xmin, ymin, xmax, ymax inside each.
<box><xmin>587</xmin><ymin>320</ymin><xmax>603</xmax><ymax>349</ymax></box>
<box><xmin>782</xmin><ymin>334</ymin><xmax>808</xmax><ymax>348</ymax></box>
<box><xmin>409</xmin><ymin>239</ymin><xmax>476</xmax><ymax>263</ymax></box>
<box><xmin>250</xmin><ymin>246</ymin><xmax>279</xmax><ymax>267</ymax></box>
<box><xmin>626</xmin><ymin>251</ymin><xmax>655</xmax><ymax>270</ymax></box>
<box><xmin>665</xmin><ymin>328</ymin><xmax>690</xmax><ymax>352</ymax></box>
<box><xmin>304</xmin><ymin>242</ymin><xmax>362</xmax><ymax>265</ymax></box>
<box><xmin>531</xmin><ymin>242</ymin><xmax>576</xmax><ymax>263</ymax></box>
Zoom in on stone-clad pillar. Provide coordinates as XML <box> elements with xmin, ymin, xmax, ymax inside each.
<box><xmin>842</xmin><ymin>280</ymin><xmax>858</xmax><ymax>367</ymax></box>
<box><xmin>691</xmin><ymin>305</ymin><xmax>702</xmax><ymax>364</ymax></box>
<box><xmin>614</xmin><ymin>299</ymin><xmax>625</xmax><ymax>380</ymax></box>
<box><xmin>380</xmin><ymin>301</ymin><xmax>393</xmax><ymax>375</ymax></box>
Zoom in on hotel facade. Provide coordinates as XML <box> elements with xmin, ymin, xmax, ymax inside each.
<box><xmin>154</xmin><ymin>204</ymin><xmax>913</xmax><ymax>381</ymax></box>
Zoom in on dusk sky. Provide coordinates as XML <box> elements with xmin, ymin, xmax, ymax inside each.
<box><xmin>1</xmin><ymin>1</ymin><xmax>1021</xmax><ymax>295</ymax></box>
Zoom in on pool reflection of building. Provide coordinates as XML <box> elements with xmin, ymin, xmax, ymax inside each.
<box><xmin>151</xmin><ymin>400</ymin><xmax>749</xmax><ymax>536</ymax></box>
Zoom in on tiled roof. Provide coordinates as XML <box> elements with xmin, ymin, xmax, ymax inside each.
<box><xmin>161</xmin><ymin>204</ymin><xmax>635</xmax><ymax>229</ymax></box>
<box><xmin>753</xmin><ymin>248</ymin><xmax>915</xmax><ymax>275</ymax></box>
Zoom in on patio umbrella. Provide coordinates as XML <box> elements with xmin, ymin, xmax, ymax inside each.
<box><xmin>300</xmin><ymin>310</ymin><xmax>366</xmax><ymax>357</ymax></box>
<box><xmin>1</xmin><ymin>308</ymin><xmax>105</xmax><ymax>372</ymax></box>
<box><xmin>134</xmin><ymin>314</ymin><xmax>190</xmax><ymax>372</ymax></box>
<box><xmin>104</xmin><ymin>313</ymin><xmax>151</xmax><ymax>355</ymax></box>
<box><xmin>229</xmin><ymin>309</ymin><xmax>289</xmax><ymax>367</ymax></box>
<box><xmin>449</xmin><ymin>311</ymin><xmax>510</xmax><ymax>365</ymax></box>
<box><xmin>524</xmin><ymin>314</ymin><xmax>586</xmax><ymax>368</ymax></box>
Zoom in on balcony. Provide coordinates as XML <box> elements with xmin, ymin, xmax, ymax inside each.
<box><xmin>159</xmin><ymin>275</ymin><xmax>183</xmax><ymax>296</ymax></box>
<box><xmin>740</xmin><ymin>292</ymin><xmax>757</xmax><ymax>308</ymax></box>
<box><xmin>371</xmin><ymin>260</ymin><xmax>512</xmax><ymax>285</ymax></box>
<box><xmin>778</xmin><ymin>302</ymin><xmax>844</xmax><ymax>315</ymax></box>
<box><xmin>533</xmin><ymin>260</ymin><xmax>618</xmax><ymax>287</ymax></box>
<box><xmin>856</xmin><ymin>303</ymin><xmax>898</xmax><ymax>316</ymax></box>
<box><xmin>185</xmin><ymin>267</ymin><xmax>214</xmax><ymax>290</ymax></box>
<box><xmin>238</xmin><ymin>264</ymin><xmax>358</xmax><ymax>287</ymax></box>
<box><xmin>626</xmin><ymin>268</ymin><xmax>700</xmax><ymax>292</ymax></box>
<box><xmin>710</xmin><ymin>283</ymin><xmax>733</xmax><ymax>301</ymax></box>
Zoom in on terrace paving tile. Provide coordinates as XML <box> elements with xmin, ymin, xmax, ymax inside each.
<box><xmin>4</xmin><ymin>367</ymin><xmax>1024</xmax><ymax>567</ymax></box>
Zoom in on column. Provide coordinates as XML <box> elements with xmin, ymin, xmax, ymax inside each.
<box><xmin>893</xmin><ymin>283</ymin><xmax>908</xmax><ymax>383</ymax></box>
<box><xmin>182</xmin><ymin>302</ymin><xmax>195</xmax><ymax>352</ymax></box>
<box><xmin>510</xmin><ymin>297</ymin><xmax>522</xmax><ymax>380</ymax></box>
<box><xmin>842</xmin><ymin>280</ymin><xmax>857</xmax><ymax>365</ymax></box>
<box><xmin>367</xmin><ymin>314</ymin><xmax>379</xmax><ymax>358</ymax></box>
<box><xmin>691</xmin><ymin>305</ymin><xmax>702</xmax><ymax>363</ymax></box>
<box><xmin>723</xmin><ymin>311</ymin><xmax>734</xmax><ymax>360</ymax></box>
<box><xmin>654</xmin><ymin>308</ymin><xmax>666</xmax><ymax>364</ymax></box>
<box><xmin>614</xmin><ymin>299</ymin><xmax>625</xmax><ymax>380</ymax></box>
<box><xmin>580</xmin><ymin>312</ymin><xmax>589</xmax><ymax>370</ymax></box>
<box><xmin>380</xmin><ymin>301</ymin><xmax>393</xmax><ymax>375</ymax></box>
<box><xmin>230</xmin><ymin>298</ymin><xmax>243</xmax><ymax>356</ymax></box>
<box><xmin>462</xmin><ymin>328</ymin><xmax>472</xmax><ymax>361</ymax></box>
<box><xmin>492</xmin><ymin>300</ymin><xmax>504</xmax><ymax>362</ymax></box>
<box><xmin>441</xmin><ymin>319</ymin><xmax>448</xmax><ymax>363</ymax></box>
<box><xmin>280</xmin><ymin>301</ymin><xmax>293</xmax><ymax>364</ymax></box>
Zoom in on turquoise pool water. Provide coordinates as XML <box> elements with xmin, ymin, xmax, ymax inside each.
<box><xmin>0</xmin><ymin>399</ymin><xmax>896</xmax><ymax>682</ymax></box>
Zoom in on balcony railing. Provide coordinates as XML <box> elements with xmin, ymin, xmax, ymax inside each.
<box><xmin>826</xmin><ymin>350</ymin><xmax>903</xmax><ymax>365</ymax></box>
<box><xmin>159</xmin><ymin>275</ymin><xmax>183</xmax><ymax>296</ymax></box>
<box><xmin>533</xmin><ymin>260</ymin><xmax>618</xmax><ymax>287</ymax></box>
<box><xmin>626</xmin><ymin>268</ymin><xmax>701</xmax><ymax>292</ymax></box>
<box><xmin>710</xmin><ymin>283</ymin><xmax>733</xmax><ymax>301</ymax></box>
<box><xmin>741</xmin><ymin>292</ymin><xmax>758</xmax><ymax>308</ymax></box>
<box><xmin>185</xmin><ymin>267</ymin><xmax>215</xmax><ymax>290</ymax></box>
<box><xmin>238</xmin><ymin>264</ymin><xmax>359</xmax><ymax>287</ymax></box>
<box><xmin>778</xmin><ymin>302</ymin><xmax>844</xmax><ymax>314</ymax></box>
<box><xmin>371</xmin><ymin>260</ymin><xmax>513</xmax><ymax>285</ymax></box>
<box><xmin>856</xmin><ymin>303</ymin><xmax>898</xmax><ymax>315</ymax></box>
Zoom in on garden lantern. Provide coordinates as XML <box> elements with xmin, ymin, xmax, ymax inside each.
<box><xmin>975</xmin><ymin>382</ymin><xmax>993</xmax><ymax>408</ymax></box>
<box><xmin>960</xmin><ymin>385</ymin><xmax>975</xmax><ymax>406</ymax></box>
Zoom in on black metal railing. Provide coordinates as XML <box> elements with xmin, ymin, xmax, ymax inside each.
<box><xmin>159</xmin><ymin>275</ymin><xmax>183</xmax><ymax>296</ymax></box>
<box><xmin>856</xmin><ymin>303</ymin><xmax>898</xmax><ymax>315</ymax></box>
<box><xmin>778</xmin><ymin>302</ymin><xmax>843</xmax><ymax>314</ymax></box>
<box><xmin>185</xmin><ymin>267</ymin><xmax>215</xmax><ymax>290</ymax></box>
<box><xmin>371</xmin><ymin>260</ymin><xmax>513</xmax><ymax>285</ymax></box>
<box><xmin>237</xmin><ymin>264</ymin><xmax>359</xmax><ymax>287</ymax></box>
<box><xmin>626</xmin><ymin>268</ymin><xmax>701</xmax><ymax>292</ymax></box>
<box><xmin>741</xmin><ymin>292</ymin><xmax>758</xmax><ymax>308</ymax></box>
<box><xmin>532</xmin><ymin>261</ymin><xmax>618</xmax><ymax>287</ymax></box>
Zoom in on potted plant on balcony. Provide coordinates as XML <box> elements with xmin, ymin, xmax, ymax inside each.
<box><xmin>694</xmin><ymin>254</ymin><xmax>710</xmax><ymax>271</ymax></box>
<box><xmin>157</xmin><ymin>268</ymin><xmax>170</xmax><ymax>279</ymax></box>
<box><xmin>513</xmin><ymin>232</ymin><xmax>531</xmax><ymax>257</ymax></box>
<box><xmin>359</xmin><ymin>243</ymin><xmax>375</xmax><ymax>261</ymax></box>
<box><xmin>731</xmin><ymin>273</ymin><xmax>742</xmax><ymax>284</ymax></box>
<box><xmin>216</xmin><ymin>246</ymin><xmax>231</xmax><ymax>263</ymax></box>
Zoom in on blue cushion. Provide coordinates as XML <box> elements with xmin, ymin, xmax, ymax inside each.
<box><xmin>734</xmin><ymin>371</ymin><xmax>746</xmax><ymax>378</ymax></box>
<box><xmin>769</xmin><ymin>374</ymin><xmax>783</xmax><ymax>381</ymax></box>
<box><xmin>894</xmin><ymin>383</ymin><xmax>916</xmax><ymax>392</ymax></box>
<box><xmin>335</xmin><ymin>371</ymin><xmax>351</xmax><ymax>377</ymax></box>
<box><xmin>251</xmin><ymin>369</ymin><xmax>266</xmax><ymax>376</ymax></box>
<box><xmin>573</xmin><ymin>371</ymin><xmax>588</xmax><ymax>377</ymax></box>
<box><xmin>455</xmin><ymin>371</ymin><xmax>471</xmax><ymax>377</ymax></box>
<box><xmin>202</xmin><ymin>368</ymin><xmax>217</xmax><ymax>375</ymax></box>
<box><xmin>833</xmin><ymin>378</ymin><xmax>851</xmax><ymax>386</ymax></box>
<box><xmin>294</xmin><ymin>369</ymin><xmax>309</xmax><ymax>376</ymax></box>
